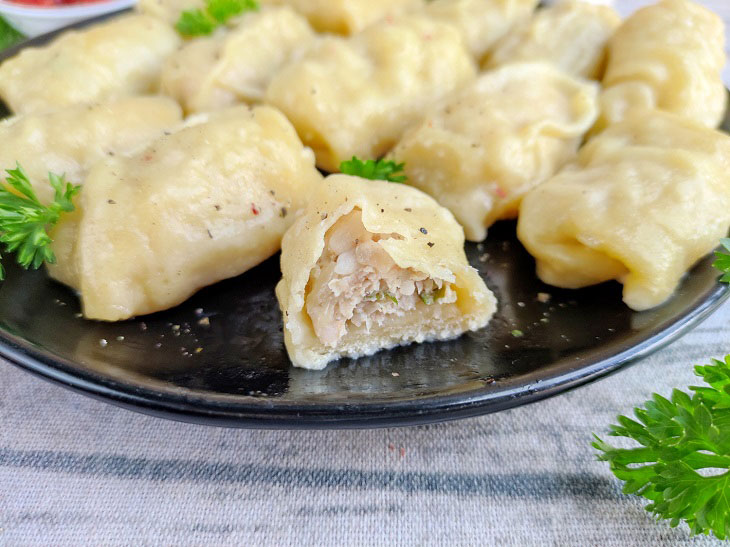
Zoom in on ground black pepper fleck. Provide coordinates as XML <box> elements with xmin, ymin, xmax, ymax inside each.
<box><xmin>420</xmin><ymin>227</ymin><xmax>428</xmax><ymax>234</ymax></box>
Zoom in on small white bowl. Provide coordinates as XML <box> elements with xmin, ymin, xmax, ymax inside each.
<box><xmin>0</xmin><ymin>0</ymin><xmax>134</xmax><ymax>37</ymax></box>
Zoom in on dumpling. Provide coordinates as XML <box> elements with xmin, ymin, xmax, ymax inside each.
<box><xmin>48</xmin><ymin>105</ymin><xmax>322</xmax><ymax>321</ymax></box>
<box><xmin>485</xmin><ymin>0</ymin><xmax>621</xmax><ymax>79</ymax></box>
<box><xmin>0</xmin><ymin>15</ymin><xmax>180</xmax><ymax>115</ymax></box>
<box><xmin>276</xmin><ymin>174</ymin><xmax>496</xmax><ymax>370</ymax></box>
<box><xmin>517</xmin><ymin>111</ymin><xmax>730</xmax><ymax>311</ymax></box>
<box><xmin>138</xmin><ymin>0</ymin><xmax>421</xmax><ymax>33</ymax></box>
<box><xmin>0</xmin><ymin>97</ymin><xmax>182</xmax><ymax>205</ymax></box>
<box><xmin>136</xmin><ymin>0</ymin><xmax>204</xmax><ymax>23</ymax></box>
<box><xmin>265</xmin><ymin>16</ymin><xmax>476</xmax><ymax>172</ymax></box>
<box><xmin>390</xmin><ymin>63</ymin><xmax>599</xmax><ymax>242</ymax></box>
<box><xmin>423</xmin><ymin>0</ymin><xmax>538</xmax><ymax>62</ymax></box>
<box><xmin>596</xmin><ymin>0</ymin><xmax>727</xmax><ymax>131</ymax></box>
<box><xmin>160</xmin><ymin>7</ymin><xmax>314</xmax><ymax>113</ymax></box>
<box><xmin>267</xmin><ymin>0</ymin><xmax>423</xmax><ymax>34</ymax></box>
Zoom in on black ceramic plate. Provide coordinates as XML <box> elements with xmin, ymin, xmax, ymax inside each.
<box><xmin>1</xmin><ymin>19</ymin><xmax>729</xmax><ymax>429</ymax></box>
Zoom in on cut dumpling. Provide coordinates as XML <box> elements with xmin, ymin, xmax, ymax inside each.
<box><xmin>276</xmin><ymin>174</ymin><xmax>496</xmax><ymax>370</ymax></box>
<box><xmin>267</xmin><ymin>0</ymin><xmax>423</xmax><ymax>34</ymax></box>
<box><xmin>423</xmin><ymin>0</ymin><xmax>538</xmax><ymax>62</ymax></box>
<box><xmin>48</xmin><ymin>105</ymin><xmax>322</xmax><ymax>321</ymax></box>
<box><xmin>390</xmin><ymin>63</ymin><xmax>599</xmax><ymax>242</ymax></box>
<box><xmin>265</xmin><ymin>16</ymin><xmax>476</xmax><ymax>172</ymax></box>
<box><xmin>485</xmin><ymin>0</ymin><xmax>621</xmax><ymax>79</ymax></box>
<box><xmin>0</xmin><ymin>97</ymin><xmax>182</xmax><ymax>205</ymax></box>
<box><xmin>595</xmin><ymin>0</ymin><xmax>727</xmax><ymax>131</ymax></box>
<box><xmin>160</xmin><ymin>7</ymin><xmax>315</xmax><ymax>113</ymax></box>
<box><xmin>0</xmin><ymin>14</ymin><xmax>180</xmax><ymax>115</ymax></box>
<box><xmin>517</xmin><ymin>111</ymin><xmax>730</xmax><ymax>311</ymax></box>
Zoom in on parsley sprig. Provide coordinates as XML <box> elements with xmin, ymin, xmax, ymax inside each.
<box><xmin>0</xmin><ymin>163</ymin><xmax>79</xmax><ymax>280</ymax></box>
<box><xmin>713</xmin><ymin>238</ymin><xmax>730</xmax><ymax>282</ymax></box>
<box><xmin>175</xmin><ymin>0</ymin><xmax>258</xmax><ymax>37</ymax></box>
<box><xmin>593</xmin><ymin>356</ymin><xmax>730</xmax><ymax>540</ymax></box>
<box><xmin>0</xmin><ymin>15</ymin><xmax>24</xmax><ymax>51</ymax></box>
<box><xmin>339</xmin><ymin>157</ymin><xmax>407</xmax><ymax>183</ymax></box>
<box><xmin>592</xmin><ymin>241</ymin><xmax>730</xmax><ymax>539</ymax></box>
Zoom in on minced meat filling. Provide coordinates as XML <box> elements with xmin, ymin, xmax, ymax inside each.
<box><xmin>306</xmin><ymin>209</ymin><xmax>456</xmax><ymax>347</ymax></box>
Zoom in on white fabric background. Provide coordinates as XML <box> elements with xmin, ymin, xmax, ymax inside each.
<box><xmin>1</xmin><ymin>1</ymin><xmax>730</xmax><ymax>545</ymax></box>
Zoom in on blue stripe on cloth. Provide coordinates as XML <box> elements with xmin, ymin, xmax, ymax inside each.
<box><xmin>0</xmin><ymin>448</ymin><xmax>621</xmax><ymax>500</ymax></box>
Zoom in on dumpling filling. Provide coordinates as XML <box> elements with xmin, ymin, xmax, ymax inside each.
<box><xmin>306</xmin><ymin>210</ymin><xmax>457</xmax><ymax>347</ymax></box>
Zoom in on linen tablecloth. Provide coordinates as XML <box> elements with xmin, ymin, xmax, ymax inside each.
<box><xmin>2</xmin><ymin>1</ymin><xmax>730</xmax><ymax>545</ymax></box>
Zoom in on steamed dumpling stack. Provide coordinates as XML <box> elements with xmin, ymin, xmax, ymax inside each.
<box><xmin>514</xmin><ymin>0</ymin><xmax>730</xmax><ymax>313</ymax></box>
<box><xmin>0</xmin><ymin>0</ymin><xmax>724</xmax><ymax>372</ymax></box>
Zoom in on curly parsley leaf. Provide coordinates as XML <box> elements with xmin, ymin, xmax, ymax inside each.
<box><xmin>0</xmin><ymin>15</ymin><xmax>24</xmax><ymax>51</ymax></box>
<box><xmin>593</xmin><ymin>355</ymin><xmax>730</xmax><ymax>540</ymax></box>
<box><xmin>339</xmin><ymin>157</ymin><xmax>407</xmax><ymax>183</ymax></box>
<box><xmin>207</xmin><ymin>0</ymin><xmax>257</xmax><ymax>23</ymax></box>
<box><xmin>0</xmin><ymin>163</ymin><xmax>79</xmax><ymax>280</ymax></box>
<box><xmin>713</xmin><ymin>238</ymin><xmax>730</xmax><ymax>283</ymax></box>
<box><xmin>175</xmin><ymin>0</ymin><xmax>258</xmax><ymax>36</ymax></box>
<box><xmin>175</xmin><ymin>9</ymin><xmax>216</xmax><ymax>36</ymax></box>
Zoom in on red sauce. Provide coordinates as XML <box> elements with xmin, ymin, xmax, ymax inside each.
<box><xmin>7</xmin><ymin>0</ymin><xmax>102</xmax><ymax>6</ymax></box>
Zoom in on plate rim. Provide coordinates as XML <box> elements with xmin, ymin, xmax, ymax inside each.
<box><xmin>2</xmin><ymin>278</ymin><xmax>727</xmax><ymax>428</ymax></box>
